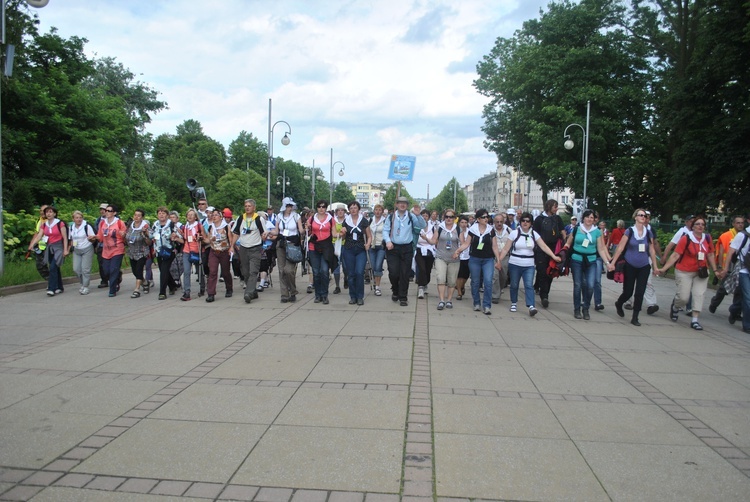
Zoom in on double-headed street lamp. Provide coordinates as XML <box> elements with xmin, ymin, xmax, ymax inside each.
<box><xmin>329</xmin><ymin>147</ymin><xmax>345</xmax><ymax>204</ymax></box>
<box><xmin>267</xmin><ymin>98</ymin><xmax>291</xmax><ymax>205</ymax></box>
<box><xmin>304</xmin><ymin>161</ymin><xmax>325</xmax><ymax>207</ymax></box>
<box><xmin>563</xmin><ymin>100</ymin><xmax>591</xmax><ymax>212</ymax></box>
<box><xmin>276</xmin><ymin>175</ymin><xmax>290</xmax><ymax>198</ymax></box>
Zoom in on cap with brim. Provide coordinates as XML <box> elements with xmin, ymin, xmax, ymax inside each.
<box><xmin>99</xmin><ymin>203</ymin><xmax>109</xmax><ymax>210</ymax></box>
<box><xmin>206</xmin><ymin>206</ymin><xmax>215</xmax><ymax>212</ymax></box>
<box><xmin>396</xmin><ymin>196</ymin><xmax>408</xmax><ymax>203</ymax></box>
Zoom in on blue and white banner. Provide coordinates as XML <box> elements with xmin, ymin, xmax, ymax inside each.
<box><xmin>388</xmin><ymin>155</ymin><xmax>416</xmax><ymax>181</ymax></box>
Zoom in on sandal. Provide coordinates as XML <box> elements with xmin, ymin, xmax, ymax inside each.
<box><xmin>690</xmin><ymin>321</ymin><xmax>703</xmax><ymax>331</ymax></box>
<box><xmin>130</xmin><ymin>291</ymin><xmax>141</xmax><ymax>299</ymax></box>
<box><xmin>374</xmin><ymin>287</ymin><xmax>382</xmax><ymax>296</ymax></box>
<box><xmin>437</xmin><ymin>302</ymin><xmax>445</xmax><ymax>310</ymax></box>
<box><xmin>143</xmin><ymin>283</ymin><xmax>150</xmax><ymax>294</ymax></box>
<box><xmin>510</xmin><ymin>304</ymin><xmax>517</xmax><ymax>312</ymax></box>
<box><xmin>670</xmin><ymin>301</ymin><xmax>679</xmax><ymax>322</ymax></box>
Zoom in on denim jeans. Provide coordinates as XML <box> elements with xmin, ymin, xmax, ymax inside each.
<box><xmin>469</xmin><ymin>256</ymin><xmax>495</xmax><ymax>309</ymax></box>
<box><xmin>368</xmin><ymin>246</ymin><xmax>386</xmax><ymax>277</ymax></box>
<box><xmin>308</xmin><ymin>250</ymin><xmax>330</xmax><ymax>299</ymax></box>
<box><xmin>342</xmin><ymin>246</ymin><xmax>367</xmax><ymax>301</ymax></box>
<box><xmin>509</xmin><ymin>263</ymin><xmax>535</xmax><ymax>308</ymax></box>
<box><xmin>104</xmin><ymin>254</ymin><xmax>123</xmax><ymax>295</ymax></box>
<box><xmin>729</xmin><ymin>273</ymin><xmax>750</xmax><ymax>331</ymax></box>
<box><xmin>571</xmin><ymin>259</ymin><xmax>597</xmax><ymax>311</ymax></box>
<box><xmin>47</xmin><ymin>248</ymin><xmax>63</xmax><ymax>292</ymax></box>
<box><xmin>594</xmin><ymin>256</ymin><xmax>603</xmax><ymax>305</ymax></box>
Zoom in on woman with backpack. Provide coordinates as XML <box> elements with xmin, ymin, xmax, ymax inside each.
<box><xmin>95</xmin><ymin>205</ymin><xmax>127</xmax><ymax>297</ymax></box>
<box><xmin>151</xmin><ymin>207</ymin><xmax>181</xmax><ymax>301</ymax></box>
<box><xmin>339</xmin><ymin>201</ymin><xmax>372</xmax><ymax>306</ymax></box>
<box><xmin>658</xmin><ymin>215</ymin><xmax>719</xmax><ymax>330</ymax></box>
<box><xmin>69</xmin><ymin>210</ymin><xmax>97</xmax><ymax>295</ymax></box>
<box><xmin>201</xmin><ymin>207</ymin><xmax>233</xmax><ymax>303</ymax></box>
<box><xmin>427</xmin><ymin>208</ymin><xmax>461</xmax><ymax>310</ymax></box>
<box><xmin>271</xmin><ymin>197</ymin><xmax>304</xmax><ymax>303</ymax></box>
<box><xmin>454</xmin><ymin>208</ymin><xmax>502</xmax><ymax>315</ymax></box>
<box><xmin>28</xmin><ymin>206</ymin><xmax>69</xmax><ymax>297</ymax></box>
<box><xmin>609</xmin><ymin>208</ymin><xmax>661</xmax><ymax>326</ymax></box>
<box><xmin>562</xmin><ymin>209</ymin><xmax>611</xmax><ymax>320</ymax></box>
<box><xmin>125</xmin><ymin>209</ymin><xmax>151</xmax><ymax>298</ymax></box>
<box><xmin>306</xmin><ymin>199</ymin><xmax>336</xmax><ymax>304</ymax></box>
<box><xmin>497</xmin><ymin>211</ymin><xmax>561</xmax><ymax>317</ymax></box>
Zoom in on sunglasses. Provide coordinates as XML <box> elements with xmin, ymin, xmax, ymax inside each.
<box><xmin>478</xmin><ymin>215</ymin><xmax>489</xmax><ymax>219</ymax></box>
<box><xmin>106</xmin><ymin>209</ymin><xmax>114</xmax><ymax>212</ymax></box>
<box><xmin>445</xmin><ymin>214</ymin><xmax>455</xmax><ymax>218</ymax></box>
<box><xmin>317</xmin><ymin>205</ymin><xmax>327</xmax><ymax>209</ymax></box>
<box><xmin>636</xmin><ymin>213</ymin><xmax>646</xmax><ymax>217</ymax></box>
<box><xmin>521</xmin><ymin>218</ymin><xmax>531</xmax><ymax>223</ymax></box>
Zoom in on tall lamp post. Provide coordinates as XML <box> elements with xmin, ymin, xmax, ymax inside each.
<box><xmin>267</xmin><ymin>98</ymin><xmax>291</xmax><ymax>205</ymax></box>
<box><xmin>448</xmin><ymin>181</ymin><xmax>457</xmax><ymax>210</ymax></box>
<box><xmin>304</xmin><ymin>161</ymin><xmax>324</xmax><ymax>208</ymax></box>
<box><xmin>1</xmin><ymin>0</ymin><xmax>49</xmax><ymax>276</ymax></box>
<box><xmin>276</xmin><ymin>175</ymin><xmax>290</xmax><ymax>198</ymax></box>
<box><xmin>563</xmin><ymin>100</ymin><xmax>591</xmax><ymax>212</ymax></box>
<box><xmin>329</xmin><ymin>148</ymin><xmax>345</xmax><ymax>204</ymax></box>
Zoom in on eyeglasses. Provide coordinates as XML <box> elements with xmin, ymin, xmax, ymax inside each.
<box><xmin>521</xmin><ymin>218</ymin><xmax>531</xmax><ymax>223</ymax></box>
<box><xmin>636</xmin><ymin>213</ymin><xmax>646</xmax><ymax>217</ymax></box>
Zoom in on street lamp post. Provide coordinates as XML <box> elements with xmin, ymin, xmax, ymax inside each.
<box><xmin>304</xmin><ymin>161</ymin><xmax>325</xmax><ymax>208</ymax></box>
<box><xmin>448</xmin><ymin>181</ymin><xmax>457</xmax><ymax>210</ymax></box>
<box><xmin>276</xmin><ymin>175</ymin><xmax>290</xmax><ymax>198</ymax></box>
<box><xmin>267</xmin><ymin>98</ymin><xmax>291</xmax><ymax>205</ymax></box>
<box><xmin>563</xmin><ymin>100</ymin><xmax>591</xmax><ymax>212</ymax></box>
<box><xmin>329</xmin><ymin>148</ymin><xmax>345</xmax><ymax>204</ymax></box>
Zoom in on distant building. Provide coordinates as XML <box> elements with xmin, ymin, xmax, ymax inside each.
<box><xmin>347</xmin><ymin>182</ymin><xmax>389</xmax><ymax>209</ymax></box>
<box><xmin>468</xmin><ymin>161</ymin><xmax>573</xmax><ymax>215</ymax></box>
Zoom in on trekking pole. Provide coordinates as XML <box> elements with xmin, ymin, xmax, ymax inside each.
<box><xmin>365</xmin><ymin>247</ymin><xmax>374</xmax><ymax>290</ymax></box>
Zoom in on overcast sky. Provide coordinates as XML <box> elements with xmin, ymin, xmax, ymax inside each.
<box><xmin>35</xmin><ymin>0</ymin><xmax>550</xmax><ymax>200</ymax></box>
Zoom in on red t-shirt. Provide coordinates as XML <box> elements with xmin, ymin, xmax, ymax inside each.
<box><xmin>610</xmin><ymin>227</ymin><xmax>625</xmax><ymax>246</ymax></box>
<box><xmin>674</xmin><ymin>233</ymin><xmax>714</xmax><ymax>273</ymax></box>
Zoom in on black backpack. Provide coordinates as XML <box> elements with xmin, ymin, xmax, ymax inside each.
<box><xmin>536</xmin><ymin>215</ymin><xmax>559</xmax><ymax>244</ymax></box>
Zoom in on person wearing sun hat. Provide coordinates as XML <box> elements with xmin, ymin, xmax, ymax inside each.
<box><xmin>270</xmin><ymin>197</ymin><xmax>304</xmax><ymax>302</ymax></box>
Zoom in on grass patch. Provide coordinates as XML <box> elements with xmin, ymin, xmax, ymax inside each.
<box><xmin>0</xmin><ymin>256</ymin><xmax>102</xmax><ymax>288</ymax></box>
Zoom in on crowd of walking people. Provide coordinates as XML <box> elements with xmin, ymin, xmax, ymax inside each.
<box><xmin>26</xmin><ymin>198</ymin><xmax>750</xmax><ymax>335</ymax></box>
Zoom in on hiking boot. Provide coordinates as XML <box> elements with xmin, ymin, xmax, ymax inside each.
<box><xmin>615</xmin><ymin>301</ymin><xmax>625</xmax><ymax>318</ymax></box>
<box><xmin>631</xmin><ymin>313</ymin><xmax>641</xmax><ymax>326</ymax></box>
<box><xmin>574</xmin><ymin>309</ymin><xmax>583</xmax><ymax>319</ymax></box>
<box><xmin>647</xmin><ymin>305</ymin><xmax>659</xmax><ymax>315</ymax></box>
<box><xmin>582</xmin><ymin>309</ymin><xmax>590</xmax><ymax>320</ymax></box>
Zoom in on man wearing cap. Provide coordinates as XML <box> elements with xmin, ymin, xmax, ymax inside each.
<box><xmin>231</xmin><ymin>199</ymin><xmax>267</xmax><ymax>303</ymax></box>
<box><xmin>383</xmin><ymin>196</ymin><xmax>426</xmax><ymax>306</ymax></box>
<box><xmin>564</xmin><ymin>216</ymin><xmax>578</xmax><ymax>236</ymax></box>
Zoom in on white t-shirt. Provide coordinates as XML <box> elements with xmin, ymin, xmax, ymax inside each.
<box><xmin>729</xmin><ymin>232</ymin><xmax>750</xmax><ymax>275</ymax></box>
<box><xmin>507</xmin><ymin>228</ymin><xmax>540</xmax><ymax>267</ymax></box>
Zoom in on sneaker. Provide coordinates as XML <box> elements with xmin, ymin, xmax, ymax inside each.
<box><xmin>624</xmin><ymin>303</ymin><xmax>633</xmax><ymax>310</ymax></box>
<box><xmin>357</xmin><ymin>298</ymin><xmax>364</xmax><ymax>306</ymax></box>
<box><xmin>334</xmin><ymin>287</ymin><xmax>341</xmax><ymax>294</ymax></box>
<box><xmin>473</xmin><ymin>304</ymin><xmax>481</xmax><ymax>311</ymax></box>
<box><xmin>289</xmin><ymin>295</ymin><xmax>297</xmax><ymax>303</ymax></box>
<box><xmin>418</xmin><ymin>287</ymin><xmax>425</xmax><ymax>299</ymax></box>
<box><xmin>492</xmin><ymin>298</ymin><xmax>500</xmax><ymax>304</ymax></box>
<box><xmin>180</xmin><ymin>292</ymin><xmax>191</xmax><ymax>302</ymax></box>
<box><xmin>541</xmin><ymin>298</ymin><xmax>549</xmax><ymax>308</ymax></box>
<box><xmin>323</xmin><ymin>297</ymin><xmax>329</xmax><ymax>305</ymax></box>
<box><xmin>219</xmin><ymin>277</ymin><xmax>224</xmax><ymax>282</ymax></box>
<box><xmin>708</xmin><ymin>302</ymin><xmax>717</xmax><ymax>314</ymax></box>
<box><xmin>445</xmin><ymin>301</ymin><xmax>453</xmax><ymax>309</ymax></box>
<box><xmin>244</xmin><ymin>292</ymin><xmax>253</xmax><ymax>304</ymax></box>
<box><xmin>242</xmin><ymin>281</ymin><xmax>247</xmax><ymax>290</ymax></box>
<box><xmin>529</xmin><ymin>306</ymin><xmax>538</xmax><ymax>317</ymax></box>
<box><xmin>392</xmin><ymin>294</ymin><xmax>399</xmax><ymax>302</ymax></box>
<box><xmin>374</xmin><ymin>287</ymin><xmax>382</xmax><ymax>296</ymax></box>
<box><xmin>205</xmin><ymin>295</ymin><xmax>215</xmax><ymax>303</ymax></box>
<box><xmin>46</xmin><ymin>290</ymin><xmax>55</xmax><ymax>296</ymax></box>
<box><xmin>647</xmin><ymin>305</ymin><xmax>659</xmax><ymax>315</ymax></box>
<box><xmin>54</xmin><ymin>289</ymin><xmax>63</xmax><ymax>294</ymax></box>
<box><xmin>483</xmin><ymin>307</ymin><xmax>491</xmax><ymax>315</ymax></box>
<box><xmin>256</xmin><ymin>284</ymin><xmax>264</xmax><ymax>292</ymax></box>
<box><xmin>97</xmin><ymin>283</ymin><xmax>108</xmax><ymax>289</ymax></box>
<box><xmin>307</xmin><ymin>285</ymin><xmax>313</xmax><ymax>294</ymax></box>
<box><xmin>510</xmin><ymin>304</ymin><xmax>517</xmax><ymax>312</ymax></box>
<box><xmin>78</xmin><ymin>286</ymin><xmax>84</xmax><ymax>294</ymax></box>
<box><xmin>400</xmin><ymin>299</ymin><xmax>408</xmax><ymax>306</ymax></box>
<box><xmin>595</xmin><ymin>304</ymin><xmax>605</xmax><ymax>311</ymax></box>
<box><xmin>314</xmin><ymin>296</ymin><xmax>321</xmax><ymax>303</ymax></box>
<box><xmin>225</xmin><ymin>291</ymin><xmax>233</xmax><ymax>298</ymax></box>
<box><xmin>80</xmin><ymin>287</ymin><xmax>90</xmax><ymax>295</ymax></box>
<box><xmin>437</xmin><ymin>302</ymin><xmax>445</xmax><ymax>310</ymax></box>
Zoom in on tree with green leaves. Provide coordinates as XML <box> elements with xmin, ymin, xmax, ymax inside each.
<box><xmin>426</xmin><ymin>178</ymin><xmax>468</xmax><ymax>214</ymax></box>
<box><xmin>228</xmin><ymin>131</ymin><xmax>268</xmax><ymax>177</ymax></box>
<box><xmin>475</xmin><ymin>0</ymin><xmax>657</xmax><ymax>217</ymax></box>
<box><xmin>382</xmin><ymin>184</ymin><xmax>416</xmax><ymax>210</ymax></box>
<box><xmin>627</xmin><ymin>0</ymin><xmax>750</xmax><ymax>214</ymax></box>
<box><xmin>331</xmin><ymin>181</ymin><xmax>355</xmax><ymax>205</ymax></box>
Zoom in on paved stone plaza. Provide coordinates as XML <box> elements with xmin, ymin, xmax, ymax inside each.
<box><xmin>1</xmin><ymin>270</ymin><xmax>749</xmax><ymax>501</ymax></box>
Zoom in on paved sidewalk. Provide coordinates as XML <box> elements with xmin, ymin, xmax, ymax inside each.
<box><xmin>1</xmin><ymin>270</ymin><xmax>749</xmax><ymax>501</ymax></box>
